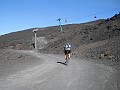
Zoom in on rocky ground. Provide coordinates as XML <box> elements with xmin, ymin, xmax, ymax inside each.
<box><xmin>0</xmin><ymin>13</ymin><xmax>120</xmax><ymax>90</ymax></box>
<box><xmin>0</xmin><ymin>49</ymin><xmax>40</xmax><ymax>79</ymax></box>
<box><xmin>0</xmin><ymin>13</ymin><xmax>120</xmax><ymax>68</ymax></box>
<box><xmin>0</xmin><ymin>49</ymin><xmax>120</xmax><ymax>90</ymax></box>
<box><xmin>39</xmin><ymin>13</ymin><xmax>120</xmax><ymax>62</ymax></box>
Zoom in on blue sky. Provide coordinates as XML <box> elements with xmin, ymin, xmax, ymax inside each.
<box><xmin>0</xmin><ymin>0</ymin><xmax>120</xmax><ymax>35</ymax></box>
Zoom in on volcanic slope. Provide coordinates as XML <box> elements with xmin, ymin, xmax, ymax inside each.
<box><xmin>0</xmin><ymin>13</ymin><xmax>120</xmax><ymax>90</ymax></box>
<box><xmin>0</xmin><ymin>13</ymin><xmax>120</xmax><ymax>61</ymax></box>
<box><xmin>40</xmin><ymin>13</ymin><xmax>120</xmax><ymax>62</ymax></box>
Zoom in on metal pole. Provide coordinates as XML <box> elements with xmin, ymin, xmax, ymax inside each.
<box><xmin>57</xmin><ymin>18</ymin><xmax>62</xmax><ymax>32</ymax></box>
<box><xmin>34</xmin><ymin>31</ymin><xmax>37</xmax><ymax>49</ymax></box>
<box><xmin>33</xmin><ymin>29</ymin><xmax>38</xmax><ymax>50</ymax></box>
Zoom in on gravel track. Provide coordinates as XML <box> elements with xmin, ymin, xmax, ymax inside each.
<box><xmin>0</xmin><ymin>50</ymin><xmax>119</xmax><ymax>90</ymax></box>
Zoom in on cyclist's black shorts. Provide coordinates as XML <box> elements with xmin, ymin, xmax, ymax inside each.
<box><xmin>64</xmin><ymin>50</ymin><xmax>71</xmax><ymax>55</ymax></box>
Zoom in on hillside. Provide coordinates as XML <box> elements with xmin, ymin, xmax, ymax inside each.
<box><xmin>0</xmin><ymin>13</ymin><xmax>120</xmax><ymax>62</ymax></box>
<box><xmin>40</xmin><ymin>13</ymin><xmax>120</xmax><ymax>62</ymax></box>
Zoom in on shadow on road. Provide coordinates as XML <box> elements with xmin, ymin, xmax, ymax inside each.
<box><xmin>57</xmin><ymin>62</ymin><xmax>67</xmax><ymax>65</ymax></box>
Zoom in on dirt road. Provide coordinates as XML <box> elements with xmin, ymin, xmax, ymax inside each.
<box><xmin>0</xmin><ymin>50</ymin><xmax>119</xmax><ymax>90</ymax></box>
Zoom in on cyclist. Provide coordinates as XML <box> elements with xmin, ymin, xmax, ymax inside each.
<box><xmin>64</xmin><ymin>43</ymin><xmax>71</xmax><ymax>64</ymax></box>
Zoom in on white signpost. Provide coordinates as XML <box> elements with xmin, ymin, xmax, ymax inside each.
<box><xmin>33</xmin><ymin>29</ymin><xmax>38</xmax><ymax>50</ymax></box>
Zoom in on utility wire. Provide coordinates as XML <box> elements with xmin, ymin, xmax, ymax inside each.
<box><xmin>61</xmin><ymin>8</ymin><xmax>119</xmax><ymax>25</ymax></box>
<box><xmin>38</xmin><ymin>8</ymin><xmax>119</xmax><ymax>28</ymax></box>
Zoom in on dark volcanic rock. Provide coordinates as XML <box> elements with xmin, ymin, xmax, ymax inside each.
<box><xmin>0</xmin><ymin>13</ymin><xmax>120</xmax><ymax>62</ymax></box>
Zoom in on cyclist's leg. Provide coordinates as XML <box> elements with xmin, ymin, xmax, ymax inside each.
<box><xmin>68</xmin><ymin>50</ymin><xmax>71</xmax><ymax>59</ymax></box>
<box><xmin>68</xmin><ymin>53</ymin><xmax>71</xmax><ymax>59</ymax></box>
<box><xmin>64</xmin><ymin>50</ymin><xmax>67</xmax><ymax>60</ymax></box>
<box><xmin>64</xmin><ymin>54</ymin><xmax>67</xmax><ymax>64</ymax></box>
<box><xmin>64</xmin><ymin>54</ymin><xmax>66</xmax><ymax>60</ymax></box>
<box><xmin>66</xmin><ymin>54</ymin><xmax>69</xmax><ymax>64</ymax></box>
